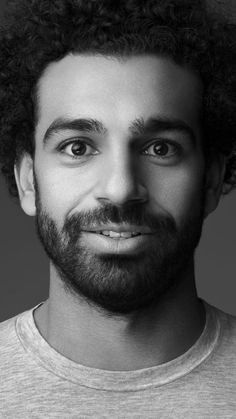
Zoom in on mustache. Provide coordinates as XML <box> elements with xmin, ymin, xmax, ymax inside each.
<box><xmin>63</xmin><ymin>203</ymin><xmax>177</xmax><ymax>237</ymax></box>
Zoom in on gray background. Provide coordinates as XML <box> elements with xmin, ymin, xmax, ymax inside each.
<box><xmin>0</xmin><ymin>0</ymin><xmax>236</xmax><ymax>321</ymax></box>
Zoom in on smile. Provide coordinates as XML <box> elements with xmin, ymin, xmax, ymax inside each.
<box><xmin>81</xmin><ymin>230</ymin><xmax>153</xmax><ymax>255</ymax></box>
<box><xmin>93</xmin><ymin>231</ymin><xmax>142</xmax><ymax>238</ymax></box>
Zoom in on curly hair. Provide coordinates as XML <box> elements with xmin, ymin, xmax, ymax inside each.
<box><xmin>0</xmin><ymin>0</ymin><xmax>235</xmax><ymax>198</ymax></box>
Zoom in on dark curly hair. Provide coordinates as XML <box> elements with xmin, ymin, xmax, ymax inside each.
<box><xmin>0</xmin><ymin>0</ymin><xmax>235</xmax><ymax>198</ymax></box>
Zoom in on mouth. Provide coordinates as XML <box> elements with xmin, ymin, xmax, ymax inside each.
<box><xmin>80</xmin><ymin>227</ymin><xmax>154</xmax><ymax>254</ymax></box>
<box><xmin>90</xmin><ymin>231</ymin><xmax>143</xmax><ymax>239</ymax></box>
<box><xmin>82</xmin><ymin>224</ymin><xmax>153</xmax><ymax>239</ymax></box>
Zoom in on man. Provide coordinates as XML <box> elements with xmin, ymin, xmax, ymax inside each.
<box><xmin>0</xmin><ymin>0</ymin><xmax>235</xmax><ymax>417</ymax></box>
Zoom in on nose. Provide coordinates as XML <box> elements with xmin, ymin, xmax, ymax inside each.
<box><xmin>95</xmin><ymin>150</ymin><xmax>148</xmax><ymax>206</ymax></box>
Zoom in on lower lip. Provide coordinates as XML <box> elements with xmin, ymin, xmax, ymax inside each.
<box><xmin>80</xmin><ymin>232</ymin><xmax>154</xmax><ymax>255</ymax></box>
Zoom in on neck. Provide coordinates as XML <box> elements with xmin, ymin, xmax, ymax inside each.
<box><xmin>34</xmin><ymin>261</ymin><xmax>205</xmax><ymax>371</ymax></box>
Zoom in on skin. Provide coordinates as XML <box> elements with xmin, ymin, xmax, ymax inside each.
<box><xmin>15</xmin><ymin>54</ymin><xmax>226</xmax><ymax>371</ymax></box>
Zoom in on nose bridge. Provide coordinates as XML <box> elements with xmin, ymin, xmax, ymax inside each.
<box><xmin>97</xmin><ymin>140</ymin><xmax>147</xmax><ymax>205</ymax></box>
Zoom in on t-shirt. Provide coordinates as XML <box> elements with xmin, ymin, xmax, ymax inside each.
<box><xmin>0</xmin><ymin>300</ymin><xmax>236</xmax><ymax>418</ymax></box>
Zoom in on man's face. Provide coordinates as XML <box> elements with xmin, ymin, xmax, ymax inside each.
<box><xmin>31</xmin><ymin>54</ymin><xmax>208</xmax><ymax>314</ymax></box>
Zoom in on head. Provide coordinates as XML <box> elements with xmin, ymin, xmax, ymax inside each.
<box><xmin>0</xmin><ymin>0</ymin><xmax>235</xmax><ymax>315</ymax></box>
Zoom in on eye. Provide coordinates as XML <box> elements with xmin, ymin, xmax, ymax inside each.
<box><xmin>142</xmin><ymin>140</ymin><xmax>181</xmax><ymax>159</ymax></box>
<box><xmin>58</xmin><ymin>139</ymin><xmax>98</xmax><ymax>159</ymax></box>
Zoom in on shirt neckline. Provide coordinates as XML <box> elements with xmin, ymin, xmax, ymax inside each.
<box><xmin>16</xmin><ymin>299</ymin><xmax>221</xmax><ymax>392</ymax></box>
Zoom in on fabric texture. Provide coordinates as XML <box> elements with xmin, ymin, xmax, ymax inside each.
<box><xmin>0</xmin><ymin>299</ymin><xmax>236</xmax><ymax>418</ymax></box>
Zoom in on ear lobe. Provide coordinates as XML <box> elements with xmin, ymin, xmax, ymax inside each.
<box><xmin>203</xmin><ymin>151</ymin><xmax>226</xmax><ymax>218</ymax></box>
<box><xmin>14</xmin><ymin>153</ymin><xmax>36</xmax><ymax>216</ymax></box>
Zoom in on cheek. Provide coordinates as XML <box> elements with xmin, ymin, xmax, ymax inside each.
<box><xmin>148</xmin><ymin>163</ymin><xmax>205</xmax><ymax>224</ymax></box>
<box><xmin>34</xmin><ymin>159</ymin><xmax>98</xmax><ymax>220</ymax></box>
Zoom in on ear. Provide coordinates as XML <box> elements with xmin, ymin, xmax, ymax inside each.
<box><xmin>203</xmin><ymin>151</ymin><xmax>226</xmax><ymax>218</ymax></box>
<box><xmin>14</xmin><ymin>153</ymin><xmax>36</xmax><ymax>216</ymax></box>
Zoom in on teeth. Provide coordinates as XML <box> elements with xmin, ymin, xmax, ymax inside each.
<box><xmin>109</xmin><ymin>231</ymin><xmax>123</xmax><ymax>238</ymax></box>
<box><xmin>120</xmin><ymin>232</ymin><xmax>140</xmax><ymax>238</ymax></box>
<box><xmin>96</xmin><ymin>230</ymin><xmax>110</xmax><ymax>236</ymax></box>
<box><xmin>96</xmin><ymin>231</ymin><xmax>141</xmax><ymax>238</ymax></box>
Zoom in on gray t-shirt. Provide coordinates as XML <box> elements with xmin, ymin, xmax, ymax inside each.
<box><xmin>0</xmin><ymin>300</ymin><xmax>236</xmax><ymax>418</ymax></box>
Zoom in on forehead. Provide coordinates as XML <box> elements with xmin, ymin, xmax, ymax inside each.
<box><xmin>36</xmin><ymin>54</ymin><xmax>203</xmax><ymax>138</ymax></box>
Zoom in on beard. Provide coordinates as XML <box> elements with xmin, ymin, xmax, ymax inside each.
<box><xmin>34</xmin><ymin>184</ymin><xmax>206</xmax><ymax>316</ymax></box>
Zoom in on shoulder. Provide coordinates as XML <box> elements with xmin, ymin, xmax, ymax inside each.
<box><xmin>0</xmin><ymin>313</ymin><xmax>19</xmax><ymax>345</ymax></box>
<box><xmin>206</xmin><ymin>301</ymin><xmax>236</xmax><ymax>360</ymax></box>
<box><xmin>0</xmin><ymin>312</ymin><xmax>25</xmax><ymax>375</ymax></box>
<box><xmin>0</xmin><ymin>305</ymin><xmax>39</xmax><ymax>360</ymax></box>
<box><xmin>214</xmin><ymin>304</ymin><xmax>236</xmax><ymax>338</ymax></box>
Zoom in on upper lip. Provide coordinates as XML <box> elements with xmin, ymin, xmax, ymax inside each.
<box><xmin>82</xmin><ymin>224</ymin><xmax>154</xmax><ymax>234</ymax></box>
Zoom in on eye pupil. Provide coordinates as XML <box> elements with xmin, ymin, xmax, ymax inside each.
<box><xmin>153</xmin><ymin>143</ymin><xmax>169</xmax><ymax>155</ymax></box>
<box><xmin>71</xmin><ymin>142</ymin><xmax>86</xmax><ymax>155</ymax></box>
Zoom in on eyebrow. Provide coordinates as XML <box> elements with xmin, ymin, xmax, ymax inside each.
<box><xmin>43</xmin><ymin>117</ymin><xmax>107</xmax><ymax>144</ymax></box>
<box><xmin>130</xmin><ymin>117</ymin><xmax>196</xmax><ymax>145</ymax></box>
<box><xmin>43</xmin><ymin>116</ymin><xmax>196</xmax><ymax>145</ymax></box>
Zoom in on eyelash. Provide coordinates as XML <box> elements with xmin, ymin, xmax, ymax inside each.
<box><xmin>57</xmin><ymin>138</ymin><xmax>182</xmax><ymax>160</ymax></box>
<box><xmin>142</xmin><ymin>140</ymin><xmax>181</xmax><ymax>159</ymax></box>
<box><xmin>57</xmin><ymin>139</ymin><xmax>98</xmax><ymax>160</ymax></box>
